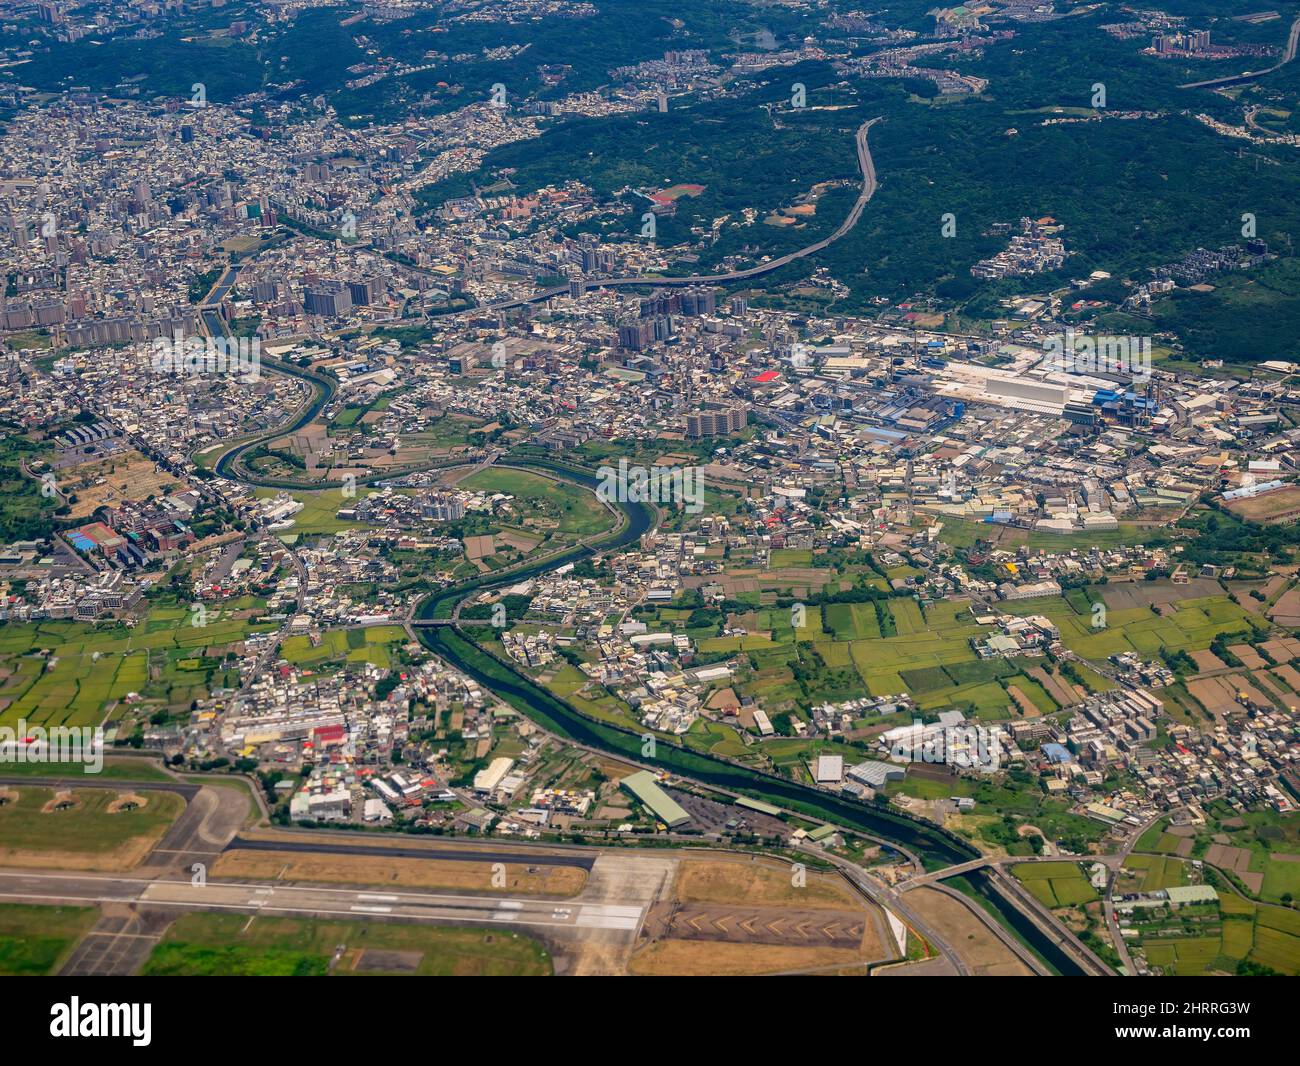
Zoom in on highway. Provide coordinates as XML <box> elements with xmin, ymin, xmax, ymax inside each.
<box><xmin>1180</xmin><ymin>13</ymin><xmax>1300</xmax><ymax>90</ymax></box>
<box><xmin>982</xmin><ymin>864</ymin><xmax>1114</xmax><ymax>977</ymax></box>
<box><xmin>1102</xmin><ymin>813</ymin><xmax>1165</xmax><ymax>976</ymax></box>
<box><xmin>464</xmin><ymin>116</ymin><xmax>881</xmax><ymax>315</ymax></box>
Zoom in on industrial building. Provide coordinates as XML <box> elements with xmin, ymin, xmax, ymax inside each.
<box><xmin>620</xmin><ymin>769</ymin><xmax>690</xmax><ymax>828</ymax></box>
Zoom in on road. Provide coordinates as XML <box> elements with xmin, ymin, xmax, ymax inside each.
<box><xmin>1180</xmin><ymin>13</ymin><xmax>1300</xmax><ymax>90</ymax></box>
<box><xmin>465</xmin><ymin>116</ymin><xmax>881</xmax><ymax>315</ymax></box>
<box><xmin>179</xmin><ymin>114</ymin><xmax>1097</xmax><ymax>976</ymax></box>
<box><xmin>982</xmin><ymin>864</ymin><xmax>1114</xmax><ymax>977</ymax></box>
<box><xmin>1102</xmin><ymin>812</ymin><xmax>1165</xmax><ymax>975</ymax></box>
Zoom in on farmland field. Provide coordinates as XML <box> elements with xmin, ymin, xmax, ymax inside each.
<box><xmin>0</xmin><ymin>602</ymin><xmax>275</xmax><ymax>728</ymax></box>
<box><xmin>278</xmin><ymin>624</ymin><xmax>411</xmax><ymax>669</ymax></box>
<box><xmin>1011</xmin><ymin>861</ymin><xmax>1100</xmax><ymax>908</ymax></box>
<box><xmin>1006</xmin><ymin>593</ymin><xmax>1256</xmax><ymax>662</ymax></box>
<box><xmin>1131</xmin><ymin>891</ymin><xmax>1300</xmax><ymax>976</ymax></box>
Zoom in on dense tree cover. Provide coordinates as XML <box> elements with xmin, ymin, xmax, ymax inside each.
<box><xmin>0</xmin><ymin>431</ymin><xmax>60</xmax><ymax>543</ymax></box>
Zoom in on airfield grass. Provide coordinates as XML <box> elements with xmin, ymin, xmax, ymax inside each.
<box><xmin>0</xmin><ymin>786</ymin><xmax>184</xmax><ymax>869</ymax></box>
<box><xmin>0</xmin><ymin>903</ymin><xmax>97</xmax><ymax>975</ymax></box>
<box><xmin>142</xmin><ymin>912</ymin><xmax>552</xmax><ymax>976</ymax></box>
<box><xmin>0</xmin><ymin>758</ymin><xmax>171</xmax><ymax>781</ymax></box>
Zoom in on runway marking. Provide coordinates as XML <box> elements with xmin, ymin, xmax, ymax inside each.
<box><xmin>0</xmin><ymin>870</ymin><xmax>613</xmax><ymax>910</ymax></box>
<box><xmin>0</xmin><ymin>888</ymin><xmax>637</xmax><ymax>929</ymax></box>
<box><xmin>0</xmin><ymin>871</ymin><xmax>650</xmax><ymax>932</ymax></box>
<box><xmin>350</xmin><ymin>905</ymin><xmax>392</xmax><ymax>914</ymax></box>
<box><xmin>80</xmin><ymin>931</ymin><xmax>160</xmax><ymax>940</ymax></box>
<box><xmin>150</xmin><ymin>848</ymin><xmax>224</xmax><ymax>856</ymax></box>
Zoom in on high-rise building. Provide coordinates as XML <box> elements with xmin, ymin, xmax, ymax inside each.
<box><xmin>686</xmin><ymin>406</ymin><xmax>748</xmax><ymax>438</ymax></box>
<box><xmin>304</xmin><ymin>281</ymin><xmax>352</xmax><ymax>317</ymax></box>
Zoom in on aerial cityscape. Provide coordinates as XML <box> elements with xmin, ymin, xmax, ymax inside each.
<box><xmin>0</xmin><ymin>0</ymin><xmax>1298</xmax><ymax>997</ymax></box>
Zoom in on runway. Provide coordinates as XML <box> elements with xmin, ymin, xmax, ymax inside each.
<box><xmin>0</xmin><ymin>870</ymin><xmax>644</xmax><ymax>933</ymax></box>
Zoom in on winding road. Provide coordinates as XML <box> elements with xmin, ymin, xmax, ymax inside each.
<box><xmin>458</xmin><ymin>116</ymin><xmax>881</xmax><ymax>315</ymax></box>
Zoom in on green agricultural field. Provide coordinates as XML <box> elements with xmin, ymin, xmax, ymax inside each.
<box><xmin>1132</xmin><ymin>891</ymin><xmax>1300</xmax><ymax>976</ymax></box>
<box><xmin>1007</xmin><ymin>593</ymin><xmax>1255</xmax><ymax>662</ymax></box>
<box><xmin>279</xmin><ymin>625</ymin><xmax>410</xmax><ymax>670</ymax></box>
<box><xmin>0</xmin><ymin>903</ymin><xmax>97</xmax><ymax>976</ymax></box>
<box><xmin>1123</xmin><ymin>854</ymin><xmax>1188</xmax><ymax>892</ymax></box>
<box><xmin>1012</xmin><ymin>861</ymin><xmax>1100</xmax><ymax>908</ymax></box>
<box><xmin>716</xmin><ymin>592</ymin><xmax>1048</xmax><ymax>721</ymax></box>
<box><xmin>823</xmin><ymin>602</ymin><xmax>881</xmax><ymax>641</ymax></box>
<box><xmin>0</xmin><ymin>604</ymin><xmax>275</xmax><ymax>728</ymax></box>
<box><xmin>1137</xmin><ymin>806</ymin><xmax>1300</xmax><ymax>905</ymax></box>
<box><xmin>769</xmin><ymin>548</ymin><xmax>814</xmax><ymax>567</ymax></box>
<box><xmin>1251</xmin><ymin>906</ymin><xmax>1300</xmax><ymax>974</ymax></box>
<box><xmin>142</xmin><ymin>913</ymin><xmax>552</xmax><ymax>976</ymax></box>
<box><xmin>934</xmin><ymin>517</ymin><xmax>1147</xmax><ymax>553</ymax></box>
